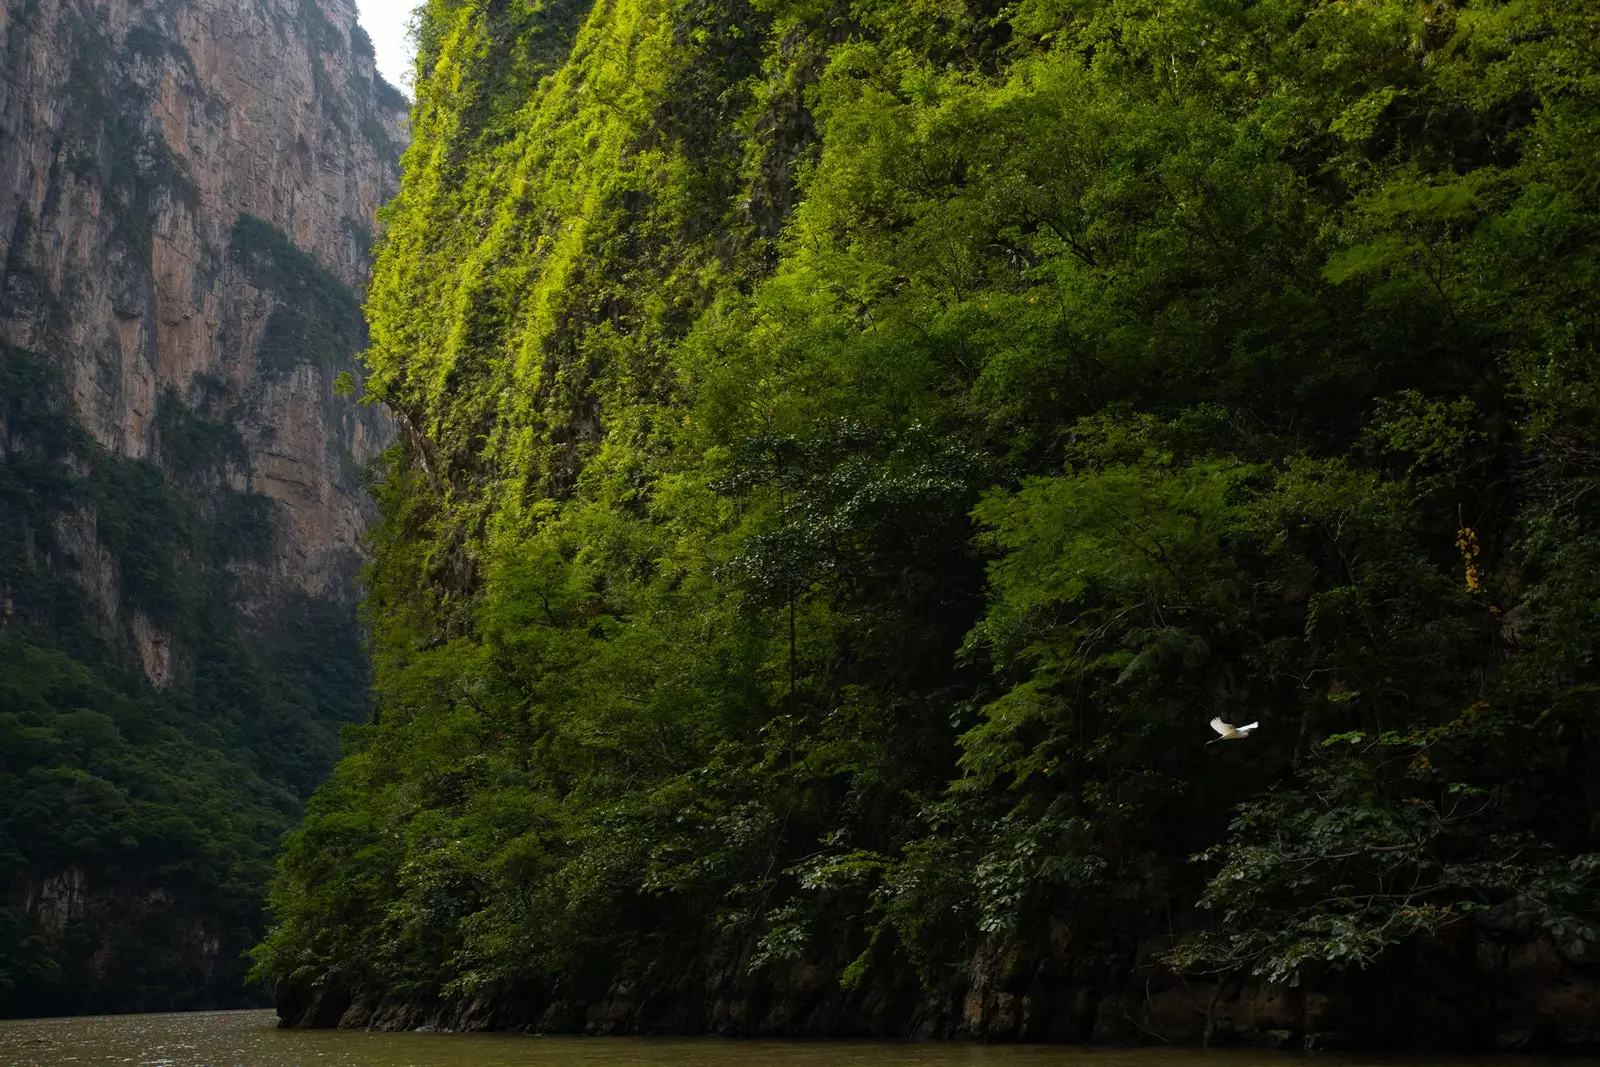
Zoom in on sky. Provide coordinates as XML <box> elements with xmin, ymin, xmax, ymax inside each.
<box><xmin>356</xmin><ymin>0</ymin><xmax>419</xmax><ymax>91</ymax></box>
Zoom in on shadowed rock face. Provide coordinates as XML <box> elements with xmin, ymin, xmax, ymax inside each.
<box><xmin>0</xmin><ymin>0</ymin><xmax>405</xmax><ymax>1017</ymax></box>
<box><xmin>0</xmin><ymin>0</ymin><xmax>404</xmax><ymax>614</ymax></box>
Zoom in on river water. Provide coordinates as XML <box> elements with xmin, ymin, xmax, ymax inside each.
<box><xmin>0</xmin><ymin>1010</ymin><xmax>1536</xmax><ymax>1067</ymax></box>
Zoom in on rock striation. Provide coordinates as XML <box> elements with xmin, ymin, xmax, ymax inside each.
<box><xmin>0</xmin><ymin>0</ymin><xmax>403</xmax><ymax>609</ymax></box>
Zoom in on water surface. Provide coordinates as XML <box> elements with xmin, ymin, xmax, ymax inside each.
<box><xmin>0</xmin><ymin>1009</ymin><xmax>1541</xmax><ymax>1067</ymax></box>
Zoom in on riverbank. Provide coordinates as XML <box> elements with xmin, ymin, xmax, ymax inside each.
<box><xmin>276</xmin><ymin>929</ymin><xmax>1600</xmax><ymax>1053</ymax></box>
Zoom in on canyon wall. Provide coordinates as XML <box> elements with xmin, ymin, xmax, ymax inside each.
<box><xmin>0</xmin><ymin>0</ymin><xmax>405</xmax><ymax>1015</ymax></box>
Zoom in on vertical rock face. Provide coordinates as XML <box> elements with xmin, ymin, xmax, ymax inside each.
<box><xmin>0</xmin><ymin>0</ymin><xmax>405</xmax><ymax>1017</ymax></box>
<box><xmin>0</xmin><ymin>0</ymin><xmax>404</xmax><ymax>604</ymax></box>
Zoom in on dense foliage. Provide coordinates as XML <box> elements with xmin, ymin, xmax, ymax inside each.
<box><xmin>259</xmin><ymin>0</ymin><xmax>1600</xmax><ymax>1030</ymax></box>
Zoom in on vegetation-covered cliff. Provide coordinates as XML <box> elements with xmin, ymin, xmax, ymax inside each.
<box><xmin>0</xmin><ymin>0</ymin><xmax>404</xmax><ymax>1015</ymax></box>
<box><xmin>263</xmin><ymin>0</ymin><xmax>1600</xmax><ymax>1049</ymax></box>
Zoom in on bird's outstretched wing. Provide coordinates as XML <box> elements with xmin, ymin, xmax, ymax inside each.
<box><xmin>1237</xmin><ymin>721</ymin><xmax>1259</xmax><ymax>734</ymax></box>
<box><xmin>1209</xmin><ymin>717</ymin><xmax>1230</xmax><ymax>736</ymax></box>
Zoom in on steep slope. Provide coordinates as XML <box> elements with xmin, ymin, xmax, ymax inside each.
<box><xmin>0</xmin><ymin>0</ymin><xmax>404</xmax><ymax>1016</ymax></box>
<box><xmin>264</xmin><ymin>0</ymin><xmax>1600</xmax><ymax>1049</ymax></box>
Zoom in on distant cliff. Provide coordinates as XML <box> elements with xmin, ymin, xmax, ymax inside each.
<box><xmin>0</xmin><ymin>0</ymin><xmax>405</xmax><ymax>1016</ymax></box>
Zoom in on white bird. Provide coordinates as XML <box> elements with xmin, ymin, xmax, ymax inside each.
<box><xmin>1209</xmin><ymin>716</ymin><xmax>1259</xmax><ymax>742</ymax></box>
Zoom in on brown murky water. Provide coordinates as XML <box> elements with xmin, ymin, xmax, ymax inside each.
<box><xmin>0</xmin><ymin>1009</ymin><xmax>1555</xmax><ymax>1067</ymax></box>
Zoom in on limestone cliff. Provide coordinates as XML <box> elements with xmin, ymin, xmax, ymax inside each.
<box><xmin>0</xmin><ymin>0</ymin><xmax>403</xmax><ymax>613</ymax></box>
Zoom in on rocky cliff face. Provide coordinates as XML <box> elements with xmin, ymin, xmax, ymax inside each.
<box><xmin>0</xmin><ymin>0</ymin><xmax>405</xmax><ymax>1017</ymax></box>
<box><xmin>0</xmin><ymin>0</ymin><xmax>403</xmax><ymax>611</ymax></box>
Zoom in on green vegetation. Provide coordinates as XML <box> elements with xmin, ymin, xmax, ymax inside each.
<box><xmin>0</xmin><ymin>639</ymin><xmax>294</xmax><ymax>1016</ymax></box>
<box><xmin>352</xmin><ymin>24</ymin><xmax>377</xmax><ymax>60</ymax></box>
<box><xmin>229</xmin><ymin>215</ymin><xmax>368</xmax><ymax>379</ymax></box>
<box><xmin>259</xmin><ymin>0</ymin><xmax>1600</xmax><ymax>1032</ymax></box>
<box><xmin>375</xmin><ymin>78</ymin><xmax>410</xmax><ymax>115</ymax></box>
<box><xmin>300</xmin><ymin>0</ymin><xmax>348</xmax><ymax>55</ymax></box>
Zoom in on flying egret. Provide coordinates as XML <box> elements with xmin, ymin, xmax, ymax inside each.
<box><xmin>1209</xmin><ymin>716</ymin><xmax>1259</xmax><ymax>743</ymax></box>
